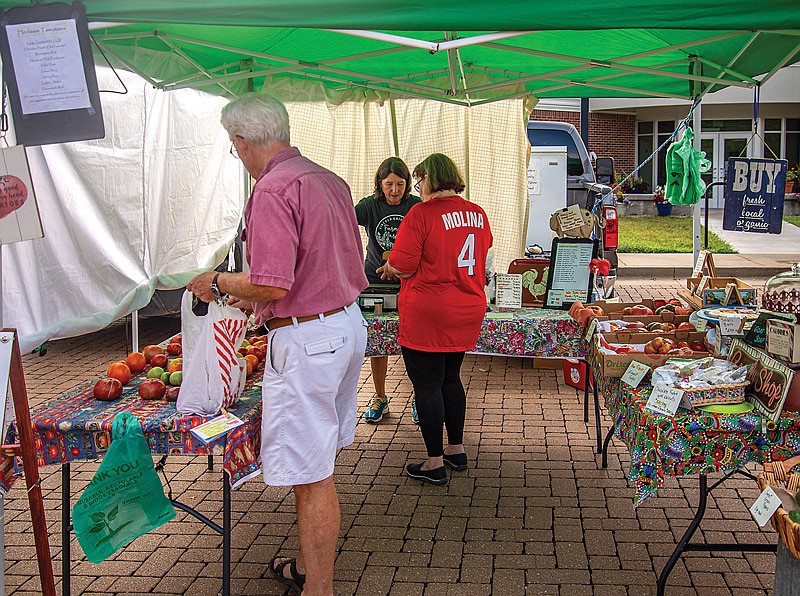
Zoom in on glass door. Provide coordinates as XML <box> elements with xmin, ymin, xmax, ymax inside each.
<box><xmin>700</xmin><ymin>133</ymin><xmax>751</xmax><ymax>208</ymax></box>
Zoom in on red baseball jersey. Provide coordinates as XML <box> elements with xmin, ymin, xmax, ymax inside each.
<box><xmin>389</xmin><ymin>195</ymin><xmax>493</xmax><ymax>351</ymax></box>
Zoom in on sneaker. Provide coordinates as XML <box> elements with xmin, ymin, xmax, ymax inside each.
<box><xmin>411</xmin><ymin>397</ymin><xmax>419</xmax><ymax>425</ymax></box>
<box><xmin>406</xmin><ymin>463</ymin><xmax>447</xmax><ymax>486</ymax></box>
<box><xmin>363</xmin><ymin>394</ymin><xmax>389</xmax><ymax>423</ymax></box>
<box><xmin>443</xmin><ymin>453</ymin><xmax>468</xmax><ymax>471</ymax></box>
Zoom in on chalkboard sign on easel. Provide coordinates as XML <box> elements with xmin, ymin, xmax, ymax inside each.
<box><xmin>0</xmin><ymin>329</ymin><xmax>56</xmax><ymax>596</ymax></box>
<box><xmin>542</xmin><ymin>237</ymin><xmax>598</xmax><ymax>310</ymax></box>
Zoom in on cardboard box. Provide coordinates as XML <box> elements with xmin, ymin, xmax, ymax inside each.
<box><xmin>766</xmin><ymin>319</ymin><xmax>800</xmax><ymax>365</ymax></box>
<box><xmin>685</xmin><ymin>277</ymin><xmax>756</xmax><ymax>308</ymax></box>
<box><xmin>594</xmin><ymin>330</ymin><xmax>710</xmax><ymax>378</ymax></box>
<box><xmin>589</xmin><ymin>299</ymin><xmax>692</xmax><ymax>325</ymax></box>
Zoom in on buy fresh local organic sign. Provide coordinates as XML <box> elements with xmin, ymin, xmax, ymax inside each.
<box><xmin>723</xmin><ymin>157</ymin><xmax>786</xmax><ymax>234</ymax></box>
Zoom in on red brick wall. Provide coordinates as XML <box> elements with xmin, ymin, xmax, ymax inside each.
<box><xmin>530</xmin><ymin>110</ymin><xmax>637</xmax><ymax>175</ymax></box>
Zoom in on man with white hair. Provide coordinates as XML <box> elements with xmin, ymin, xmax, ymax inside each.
<box><xmin>188</xmin><ymin>92</ymin><xmax>368</xmax><ymax>596</ymax></box>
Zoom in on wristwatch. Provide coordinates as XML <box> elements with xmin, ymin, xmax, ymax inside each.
<box><xmin>210</xmin><ymin>272</ymin><xmax>222</xmax><ymax>299</ymax></box>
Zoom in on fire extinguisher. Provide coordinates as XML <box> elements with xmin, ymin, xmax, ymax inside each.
<box><xmin>602</xmin><ymin>205</ymin><xmax>618</xmax><ymax>250</ymax></box>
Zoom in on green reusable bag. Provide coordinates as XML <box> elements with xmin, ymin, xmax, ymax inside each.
<box><xmin>72</xmin><ymin>412</ymin><xmax>175</xmax><ymax>563</ymax></box>
<box><xmin>665</xmin><ymin>127</ymin><xmax>711</xmax><ymax>205</ymax></box>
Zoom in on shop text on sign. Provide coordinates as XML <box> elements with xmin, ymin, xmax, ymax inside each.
<box><xmin>723</xmin><ymin>157</ymin><xmax>786</xmax><ymax>235</ymax></box>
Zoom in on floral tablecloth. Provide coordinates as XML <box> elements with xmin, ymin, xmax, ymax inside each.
<box><xmin>365</xmin><ymin>308</ymin><xmax>584</xmax><ymax>359</ymax></box>
<box><xmin>588</xmin><ymin>342</ymin><xmax>800</xmax><ymax>505</ymax></box>
<box><xmin>0</xmin><ymin>372</ymin><xmax>263</xmax><ymax>495</ymax></box>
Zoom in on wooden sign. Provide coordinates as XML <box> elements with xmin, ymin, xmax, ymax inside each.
<box><xmin>723</xmin><ymin>157</ymin><xmax>786</xmax><ymax>234</ymax></box>
<box><xmin>745</xmin><ymin>312</ymin><xmax>796</xmax><ymax>349</ymax></box>
<box><xmin>0</xmin><ymin>329</ymin><xmax>56</xmax><ymax>595</ymax></box>
<box><xmin>0</xmin><ymin>146</ymin><xmax>43</xmax><ymax>245</ymax></box>
<box><xmin>728</xmin><ymin>338</ymin><xmax>795</xmax><ymax>421</ymax></box>
<box><xmin>692</xmin><ymin>250</ymin><xmax>716</xmax><ymax>278</ymax></box>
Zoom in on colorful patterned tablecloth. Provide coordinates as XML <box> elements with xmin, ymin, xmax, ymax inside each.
<box><xmin>365</xmin><ymin>308</ymin><xmax>584</xmax><ymax>359</ymax></box>
<box><xmin>587</xmin><ymin>341</ymin><xmax>800</xmax><ymax>505</ymax></box>
<box><xmin>0</xmin><ymin>373</ymin><xmax>263</xmax><ymax>495</ymax></box>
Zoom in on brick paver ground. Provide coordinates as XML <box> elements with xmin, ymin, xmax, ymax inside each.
<box><xmin>4</xmin><ymin>277</ymin><xmax>779</xmax><ymax>595</ymax></box>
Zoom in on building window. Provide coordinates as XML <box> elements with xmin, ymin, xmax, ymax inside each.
<box><xmin>787</xmin><ymin>118</ymin><xmax>800</xmax><ymax>170</ymax></box>
<box><xmin>656</xmin><ymin>121</ymin><xmax>675</xmax><ymax>190</ymax></box>
<box><xmin>636</xmin><ymin>122</ymin><xmax>653</xmax><ymax>189</ymax></box>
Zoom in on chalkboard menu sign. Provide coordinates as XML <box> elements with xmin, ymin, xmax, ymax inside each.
<box><xmin>723</xmin><ymin>157</ymin><xmax>786</xmax><ymax>234</ymax></box>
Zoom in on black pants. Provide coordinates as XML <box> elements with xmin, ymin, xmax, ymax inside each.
<box><xmin>401</xmin><ymin>347</ymin><xmax>466</xmax><ymax>458</ymax></box>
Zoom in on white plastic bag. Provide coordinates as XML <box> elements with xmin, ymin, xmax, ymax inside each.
<box><xmin>178</xmin><ymin>294</ymin><xmax>248</xmax><ymax>416</ymax></box>
<box><xmin>180</xmin><ymin>290</ymin><xmax>207</xmax><ymax>367</ymax></box>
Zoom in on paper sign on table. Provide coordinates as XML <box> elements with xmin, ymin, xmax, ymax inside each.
<box><xmin>547</xmin><ymin>289</ymin><xmax>565</xmax><ymax>307</ymax></box>
<box><xmin>749</xmin><ymin>486</ymin><xmax>781</xmax><ymax>527</ymax></box>
<box><xmin>621</xmin><ymin>361</ymin><xmax>650</xmax><ymax>388</ymax></box>
<box><xmin>645</xmin><ymin>384</ymin><xmax>685</xmax><ymax>416</ymax></box>
<box><xmin>495</xmin><ymin>273</ymin><xmax>523</xmax><ymax>309</ymax></box>
<box><xmin>719</xmin><ymin>315</ymin><xmax>746</xmax><ymax>336</ymax></box>
<box><xmin>189</xmin><ymin>413</ymin><xmax>245</xmax><ymax>444</ymax></box>
<box><xmin>695</xmin><ymin>317</ymin><xmax>708</xmax><ymax>332</ymax></box>
<box><xmin>585</xmin><ymin>318</ymin><xmax>598</xmax><ymax>341</ymax></box>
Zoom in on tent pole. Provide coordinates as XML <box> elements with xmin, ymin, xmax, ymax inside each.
<box><xmin>131</xmin><ymin>311</ymin><xmax>139</xmax><ymax>353</ymax></box>
<box><xmin>692</xmin><ymin>101</ymin><xmax>702</xmax><ymax>264</ymax></box>
<box><xmin>328</xmin><ymin>30</ymin><xmax>534</xmax><ymax>53</ymax></box>
<box><xmin>388</xmin><ymin>98</ymin><xmax>399</xmax><ymax>158</ymax></box>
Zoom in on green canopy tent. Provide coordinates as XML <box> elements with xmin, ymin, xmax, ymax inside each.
<box><xmin>68</xmin><ymin>1</ymin><xmax>800</xmax><ymax>104</ymax></box>
<box><xmin>1</xmin><ymin>0</ymin><xmax>799</xmax><ymax>354</ymax></box>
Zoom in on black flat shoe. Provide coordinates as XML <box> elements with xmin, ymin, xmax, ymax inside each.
<box><xmin>406</xmin><ymin>463</ymin><xmax>448</xmax><ymax>485</ymax></box>
<box><xmin>443</xmin><ymin>453</ymin><xmax>467</xmax><ymax>471</ymax></box>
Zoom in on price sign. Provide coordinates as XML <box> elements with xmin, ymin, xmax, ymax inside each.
<box><xmin>695</xmin><ymin>317</ymin><xmax>708</xmax><ymax>332</ymax></box>
<box><xmin>719</xmin><ymin>314</ymin><xmax>746</xmax><ymax>336</ymax></box>
<box><xmin>645</xmin><ymin>384</ymin><xmax>685</xmax><ymax>416</ymax></box>
<box><xmin>749</xmin><ymin>486</ymin><xmax>781</xmax><ymax>527</ymax></box>
<box><xmin>620</xmin><ymin>361</ymin><xmax>650</xmax><ymax>388</ymax></box>
<box><xmin>585</xmin><ymin>318</ymin><xmax>598</xmax><ymax>341</ymax></box>
<box><xmin>495</xmin><ymin>274</ymin><xmax>523</xmax><ymax>309</ymax></box>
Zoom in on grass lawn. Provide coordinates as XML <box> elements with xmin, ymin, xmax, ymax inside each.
<box><xmin>618</xmin><ymin>216</ymin><xmax>737</xmax><ymax>253</ymax></box>
<box><xmin>784</xmin><ymin>215</ymin><xmax>800</xmax><ymax>228</ymax></box>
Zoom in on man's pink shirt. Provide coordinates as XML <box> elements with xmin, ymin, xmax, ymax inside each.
<box><xmin>243</xmin><ymin>147</ymin><xmax>368</xmax><ymax>324</ymax></box>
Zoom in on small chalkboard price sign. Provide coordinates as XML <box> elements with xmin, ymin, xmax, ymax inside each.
<box><xmin>729</xmin><ymin>338</ymin><xmax>795</xmax><ymax>422</ymax></box>
<box><xmin>543</xmin><ymin>238</ymin><xmax>598</xmax><ymax>310</ymax></box>
<box><xmin>723</xmin><ymin>157</ymin><xmax>786</xmax><ymax>234</ymax></box>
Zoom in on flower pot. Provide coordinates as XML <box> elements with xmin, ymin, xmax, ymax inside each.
<box><xmin>786</xmin><ymin>180</ymin><xmax>795</xmax><ymax>194</ymax></box>
<box><xmin>656</xmin><ymin>202</ymin><xmax>672</xmax><ymax>216</ymax></box>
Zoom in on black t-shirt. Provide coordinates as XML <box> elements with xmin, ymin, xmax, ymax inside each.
<box><xmin>355</xmin><ymin>194</ymin><xmax>421</xmax><ymax>285</ymax></box>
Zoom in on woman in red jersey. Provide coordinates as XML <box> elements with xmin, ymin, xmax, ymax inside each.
<box><xmin>381</xmin><ymin>153</ymin><xmax>493</xmax><ymax>485</ymax></box>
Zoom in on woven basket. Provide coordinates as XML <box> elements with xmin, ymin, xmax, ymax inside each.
<box><xmin>759</xmin><ymin>455</ymin><xmax>800</xmax><ymax>560</ymax></box>
<box><xmin>682</xmin><ymin>381</ymin><xmax>749</xmax><ymax>407</ymax></box>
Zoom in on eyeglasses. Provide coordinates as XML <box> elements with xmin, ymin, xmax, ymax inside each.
<box><xmin>413</xmin><ymin>177</ymin><xmax>424</xmax><ymax>193</ymax></box>
<box><xmin>229</xmin><ymin>141</ymin><xmax>239</xmax><ymax>159</ymax></box>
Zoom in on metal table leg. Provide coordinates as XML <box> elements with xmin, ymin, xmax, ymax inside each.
<box><xmin>601</xmin><ymin>426</ymin><xmax>614</xmax><ymax>468</ymax></box>
<box><xmin>656</xmin><ymin>472</ymin><xmax>777</xmax><ymax>595</ymax></box>
<box><xmin>223</xmin><ymin>471</ymin><xmax>231</xmax><ymax>596</ymax></box>
<box><xmin>62</xmin><ymin>463</ymin><xmax>70</xmax><ymax>596</ymax></box>
<box><xmin>583</xmin><ymin>359</ymin><xmax>590</xmax><ymax>423</ymax></box>
<box><xmin>593</xmin><ymin>375</ymin><xmax>602</xmax><ymax>453</ymax></box>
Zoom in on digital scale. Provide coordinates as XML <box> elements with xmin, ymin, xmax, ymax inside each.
<box><xmin>358</xmin><ymin>284</ymin><xmax>400</xmax><ymax>312</ymax></box>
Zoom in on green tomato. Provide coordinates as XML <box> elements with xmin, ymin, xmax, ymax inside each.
<box><xmin>147</xmin><ymin>366</ymin><xmax>165</xmax><ymax>379</ymax></box>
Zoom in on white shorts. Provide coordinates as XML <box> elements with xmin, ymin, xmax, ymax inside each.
<box><xmin>260</xmin><ymin>303</ymin><xmax>367</xmax><ymax>486</ymax></box>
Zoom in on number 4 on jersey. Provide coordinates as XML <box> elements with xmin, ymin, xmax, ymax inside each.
<box><xmin>457</xmin><ymin>233</ymin><xmax>476</xmax><ymax>276</ymax></box>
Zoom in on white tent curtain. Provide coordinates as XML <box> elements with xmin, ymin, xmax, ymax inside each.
<box><xmin>3</xmin><ymin>64</ymin><xmax>530</xmax><ymax>354</ymax></box>
<box><xmin>286</xmin><ymin>95</ymin><xmax>530</xmax><ymax>277</ymax></box>
<box><xmin>3</xmin><ymin>67</ymin><xmax>243</xmax><ymax>353</ymax></box>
